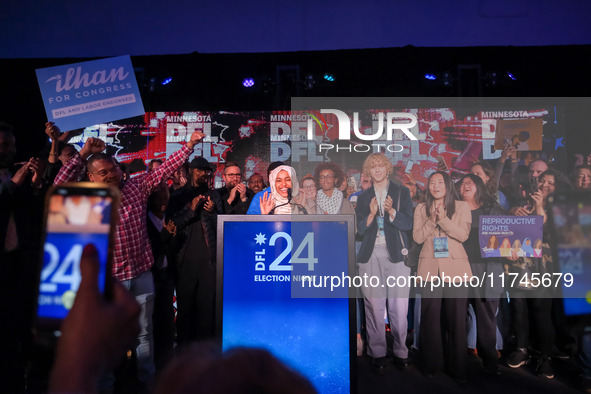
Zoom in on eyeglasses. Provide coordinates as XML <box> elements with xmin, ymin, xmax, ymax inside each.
<box><xmin>302</xmin><ymin>185</ymin><xmax>316</xmax><ymax>190</ymax></box>
<box><xmin>318</xmin><ymin>175</ymin><xmax>335</xmax><ymax>180</ymax></box>
<box><xmin>224</xmin><ymin>173</ymin><xmax>242</xmax><ymax>178</ymax></box>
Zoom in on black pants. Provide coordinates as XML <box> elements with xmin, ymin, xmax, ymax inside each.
<box><xmin>175</xmin><ymin>258</ymin><xmax>216</xmax><ymax>345</ymax></box>
<box><xmin>470</xmin><ymin>297</ymin><xmax>500</xmax><ymax>369</ymax></box>
<box><xmin>152</xmin><ymin>267</ymin><xmax>175</xmax><ymax>370</ymax></box>
<box><xmin>420</xmin><ymin>285</ymin><xmax>468</xmax><ymax>378</ymax></box>
<box><xmin>510</xmin><ymin>290</ymin><xmax>554</xmax><ymax>357</ymax></box>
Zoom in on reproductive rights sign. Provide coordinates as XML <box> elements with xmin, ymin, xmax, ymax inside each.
<box><xmin>36</xmin><ymin>55</ymin><xmax>144</xmax><ymax>131</ymax></box>
<box><xmin>479</xmin><ymin>215</ymin><xmax>544</xmax><ymax>258</ymax></box>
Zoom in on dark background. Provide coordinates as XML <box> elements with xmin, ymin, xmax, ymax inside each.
<box><xmin>1</xmin><ymin>45</ymin><xmax>591</xmax><ymax>165</ymax></box>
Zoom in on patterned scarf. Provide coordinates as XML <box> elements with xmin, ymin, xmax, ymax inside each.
<box><xmin>316</xmin><ymin>189</ymin><xmax>343</xmax><ymax>214</ymax></box>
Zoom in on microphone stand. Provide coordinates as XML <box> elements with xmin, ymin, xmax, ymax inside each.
<box><xmin>269</xmin><ymin>188</ymin><xmax>308</xmax><ymax>215</ymax></box>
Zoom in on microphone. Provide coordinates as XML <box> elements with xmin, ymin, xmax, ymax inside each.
<box><xmin>270</xmin><ymin>187</ymin><xmax>308</xmax><ymax>214</ymax></box>
<box><xmin>288</xmin><ymin>187</ymin><xmax>309</xmax><ymax>215</ymax></box>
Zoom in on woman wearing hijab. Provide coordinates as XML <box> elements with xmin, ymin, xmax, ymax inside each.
<box><xmin>522</xmin><ymin>238</ymin><xmax>535</xmax><ymax>257</ymax></box>
<box><xmin>259</xmin><ymin>165</ymin><xmax>305</xmax><ymax>215</ymax></box>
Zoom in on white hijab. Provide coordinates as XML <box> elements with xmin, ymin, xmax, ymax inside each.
<box><xmin>269</xmin><ymin>165</ymin><xmax>300</xmax><ymax>214</ymax></box>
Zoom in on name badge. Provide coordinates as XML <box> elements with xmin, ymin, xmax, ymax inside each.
<box><xmin>377</xmin><ymin>216</ymin><xmax>385</xmax><ymax>238</ymax></box>
<box><xmin>433</xmin><ymin>237</ymin><xmax>449</xmax><ymax>258</ymax></box>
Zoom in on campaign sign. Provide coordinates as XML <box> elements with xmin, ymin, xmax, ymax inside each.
<box><xmin>36</xmin><ymin>55</ymin><xmax>144</xmax><ymax>131</ymax></box>
<box><xmin>37</xmin><ymin>231</ymin><xmax>109</xmax><ymax>320</ymax></box>
<box><xmin>217</xmin><ymin>215</ymin><xmax>354</xmax><ymax>394</ymax></box>
<box><xmin>479</xmin><ymin>215</ymin><xmax>543</xmax><ymax>259</ymax></box>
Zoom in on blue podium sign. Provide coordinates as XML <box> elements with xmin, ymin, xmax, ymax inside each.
<box><xmin>217</xmin><ymin>215</ymin><xmax>355</xmax><ymax>394</ymax></box>
<box><xmin>36</xmin><ymin>55</ymin><xmax>144</xmax><ymax>131</ymax></box>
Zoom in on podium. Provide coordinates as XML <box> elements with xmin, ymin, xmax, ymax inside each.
<box><xmin>216</xmin><ymin>215</ymin><xmax>356</xmax><ymax>394</ymax></box>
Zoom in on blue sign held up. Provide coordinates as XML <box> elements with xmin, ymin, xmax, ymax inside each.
<box><xmin>36</xmin><ymin>55</ymin><xmax>145</xmax><ymax>131</ymax></box>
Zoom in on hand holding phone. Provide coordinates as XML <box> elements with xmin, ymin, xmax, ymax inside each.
<box><xmin>347</xmin><ymin>176</ymin><xmax>358</xmax><ymax>192</ymax></box>
<box><xmin>530</xmin><ymin>177</ymin><xmax>540</xmax><ymax>193</ymax></box>
<box><xmin>49</xmin><ymin>244</ymin><xmax>139</xmax><ymax>392</ymax></box>
<box><xmin>37</xmin><ymin>183</ymin><xmax>120</xmax><ymax>330</ymax></box>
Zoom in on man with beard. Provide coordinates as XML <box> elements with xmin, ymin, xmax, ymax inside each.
<box><xmin>247</xmin><ymin>172</ymin><xmax>265</xmax><ymax>194</ymax></box>
<box><xmin>167</xmin><ymin>157</ymin><xmax>222</xmax><ymax>344</ymax></box>
<box><xmin>54</xmin><ymin>131</ymin><xmax>205</xmax><ymax>390</ymax></box>
<box><xmin>216</xmin><ymin>162</ymin><xmax>254</xmax><ymax>214</ymax></box>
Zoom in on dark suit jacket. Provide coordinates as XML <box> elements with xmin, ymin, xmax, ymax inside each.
<box><xmin>355</xmin><ymin>182</ymin><xmax>413</xmax><ymax>264</ymax></box>
<box><xmin>215</xmin><ymin>185</ymin><xmax>255</xmax><ymax>214</ymax></box>
<box><xmin>146</xmin><ymin>213</ymin><xmax>175</xmax><ymax>271</ymax></box>
<box><xmin>167</xmin><ymin>184</ymin><xmax>223</xmax><ymax>263</ymax></box>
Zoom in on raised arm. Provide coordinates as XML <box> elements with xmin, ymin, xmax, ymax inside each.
<box><xmin>143</xmin><ymin>131</ymin><xmax>205</xmax><ymax>194</ymax></box>
<box><xmin>494</xmin><ymin>143</ymin><xmax>517</xmax><ymax>188</ymax></box>
<box><xmin>54</xmin><ymin>137</ymin><xmax>105</xmax><ymax>185</ymax></box>
<box><xmin>45</xmin><ymin>122</ymin><xmax>61</xmax><ymax>164</ymax></box>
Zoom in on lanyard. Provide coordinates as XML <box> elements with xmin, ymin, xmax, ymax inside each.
<box><xmin>376</xmin><ymin>188</ymin><xmax>386</xmax><ymax>218</ymax></box>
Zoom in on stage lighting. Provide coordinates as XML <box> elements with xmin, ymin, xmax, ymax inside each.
<box><xmin>161</xmin><ymin>77</ymin><xmax>172</xmax><ymax>85</ymax></box>
<box><xmin>507</xmin><ymin>71</ymin><xmax>517</xmax><ymax>81</ymax></box>
<box><xmin>424</xmin><ymin>73</ymin><xmax>437</xmax><ymax>80</ymax></box>
<box><xmin>443</xmin><ymin>72</ymin><xmax>452</xmax><ymax>87</ymax></box>
<box><xmin>243</xmin><ymin>78</ymin><xmax>255</xmax><ymax>87</ymax></box>
<box><xmin>323</xmin><ymin>73</ymin><xmax>335</xmax><ymax>82</ymax></box>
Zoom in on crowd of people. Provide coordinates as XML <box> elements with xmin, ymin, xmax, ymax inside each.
<box><xmin>1</xmin><ymin>120</ymin><xmax>591</xmax><ymax>392</ymax></box>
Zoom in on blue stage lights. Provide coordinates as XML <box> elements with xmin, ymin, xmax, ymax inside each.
<box><xmin>242</xmin><ymin>78</ymin><xmax>255</xmax><ymax>87</ymax></box>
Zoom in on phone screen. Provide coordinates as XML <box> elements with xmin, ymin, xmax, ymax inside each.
<box><xmin>37</xmin><ymin>185</ymin><xmax>114</xmax><ymax>321</ymax></box>
<box><xmin>550</xmin><ymin>191</ymin><xmax>591</xmax><ymax>317</ymax></box>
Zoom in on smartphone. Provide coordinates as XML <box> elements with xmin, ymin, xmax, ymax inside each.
<box><xmin>404</xmin><ymin>160</ymin><xmax>414</xmax><ymax>174</ymax></box>
<box><xmin>548</xmin><ymin>190</ymin><xmax>591</xmax><ymax>317</ymax></box>
<box><xmin>530</xmin><ymin>177</ymin><xmax>540</xmax><ymax>193</ymax></box>
<box><xmin>36</xmin><ymin>182</ymin><xmax>120</xmax><ymax>330</ymax></box>
<box><xmin>347</xmin><ymin>176</ymin><xmax>358</xmax><ymax>192</ymax></box>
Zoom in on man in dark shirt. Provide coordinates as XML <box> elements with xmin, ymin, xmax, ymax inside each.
<box><xmin>167</xmin><ymin>157</ymin><xmax>222</xmax><ymax>343</ymax></box>
<box><xmin>216</xmin><ymin>161</ymin><xmax>254</xmax><ymax>214</ymax></box>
